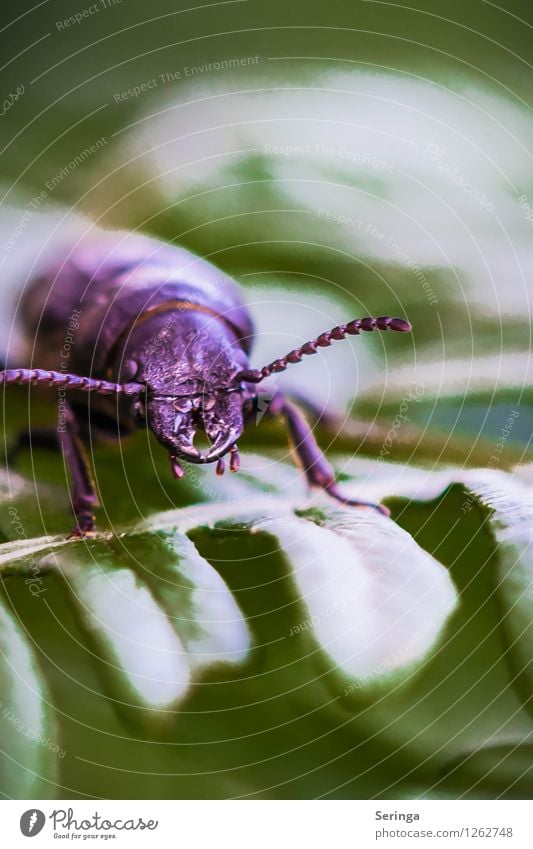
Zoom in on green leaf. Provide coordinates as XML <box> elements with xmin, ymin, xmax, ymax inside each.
<box><xmin>4</xmin><ymin>529</ymin><xmax>251</xmax><ymax>728</ymax></box>
<box><xmin>0</xmin><ymin>596</ymin><xmax>59</xmax><ymax>798</ymax></box>
<box><xmin>0</xmin><ymin>450</ymin><xmax>531</xmax><ymax>798</ymax></box>
<box><xmin>452</xmin><ymin>470</ymin><xmax>533</xmax><ymax>710</ymax></box>
<box><xmin>145</xmin><ymin>497</ymin><xmax>457</xmax><ymax>694</ymax></box>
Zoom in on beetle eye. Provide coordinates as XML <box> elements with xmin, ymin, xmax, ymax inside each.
<box><xmin>174</xmin><ymin>398</ymin><xmax>192</xmax><ymax>412</ymax></box>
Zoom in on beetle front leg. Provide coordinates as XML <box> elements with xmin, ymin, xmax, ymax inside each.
<box><xmin>57</xmin><ymin>403</ymin><xmax>100</xmax><ymax>537</ymax></box>
<box><xmin>276</xmin><ymin>396</ymin><xmax>390</xmax><ymax>517</ymax></box>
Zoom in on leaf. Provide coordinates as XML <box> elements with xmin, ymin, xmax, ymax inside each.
<box><xmin>354</xmin><ymin>356</ymin><xmax>531</xmax><ymax>457</ymax></box>
<box><xmin>454</xmin><ymin>469</ymin><xmax>533</xmax><ymax>709</ymax></box>
<box><xmin>441</xmin><ymin>742</ymin><xmax>533</xmax><ymax>799</ymax></box>
<box><xmin>144</xmin><ymin>496</ymin><xmax>457</xmax><ymax>692</ymax></box>
<box><xmin>0</xmin><ymin>450</ymin><xmax>531</xmax><ymax>799</ymax></box>
<box><xmin>5</xmin><ymin>529</ymin><xmax>251</xmax><ymax>728</ymax></box>
<box><xmin>0</xmin><ymin>4</ymin><xmax>531</xmax><ymax>800</ymax></box>
<box><xmin>291</xmin><ymin>507</ymin><xmax>457</xmax><ymax>691</ymax></box>
<box><xmin>358</xmin><ymin>462</ymin><xmax>533</xmax><ymax>706</ymax></box>
<box><xmin>334</xmin><ymin>462</ymin><xmax>533</xmax><ymax>776</ymax></box>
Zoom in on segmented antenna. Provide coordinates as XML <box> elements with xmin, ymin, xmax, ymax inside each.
<box><xmin>237</xmin><ymin>315</ymin><xmax>411</xmax><ymax>382</ymax></box>
<box><xmin>0</xmin><ymin>368</ymin><xmax>143</xmax><ymax>396</ymax></box>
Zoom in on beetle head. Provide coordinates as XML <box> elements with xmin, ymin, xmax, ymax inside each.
<box><xmin>146</xmin><ymin>385</ymin><xmax>247</xmax><ymax>471</ymax></box>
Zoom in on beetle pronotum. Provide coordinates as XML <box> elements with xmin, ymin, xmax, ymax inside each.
<box><xmin>1</xmin><ymin>229</ymin><xmax>411</xmax><ymax>536</ymax></box>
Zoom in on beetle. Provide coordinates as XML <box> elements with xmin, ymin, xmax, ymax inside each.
<box><xmin>0</xmin><ymin>228</ymin><xmax>411</xmax><ymax>536</ymax></box>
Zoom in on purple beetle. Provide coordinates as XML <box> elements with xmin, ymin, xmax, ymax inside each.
<box><xmin>1</xmin><ymin>229</ymin><xmax>411</xmax><ymax>536</ymax></box>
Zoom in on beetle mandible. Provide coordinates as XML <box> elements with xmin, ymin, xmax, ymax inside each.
<box><xmin>0</xmin><ymin>228</ymin><xmax>411</xmax><ymax>536</ymax></box>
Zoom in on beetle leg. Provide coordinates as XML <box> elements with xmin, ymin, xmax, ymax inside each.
<box><xmin>277</xmin><ymin>390</ymin><xmax>340</xmax><ymax>429</ymax></box>
<box><xmin>280</xmin><ymin>397</ymin><xmax>390</xmax><ymax>516</ymax></box>
<box><xmin>169</xmin><ymin>454</ymin><xmax>185</xmax><ymax>479</ymax></box>
<box><xmin>229</xmin><ymin>445</ymin><xmax>240</xmax><ymax>473</ymax></box>
<box><xmin>57</xmin><ymin>403</ymin><xmax>100</xmax><ymax>537</ymax></box>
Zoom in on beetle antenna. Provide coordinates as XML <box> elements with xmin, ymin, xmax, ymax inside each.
<box><xmin>237</xmin><ymin>315</ymin><xmax>412</xmax><ymax>382</ymax></box>
<box><xmin>0</xmin><ymin>368</ymin><xmax>143</xmax><ymax>396</ymax></box>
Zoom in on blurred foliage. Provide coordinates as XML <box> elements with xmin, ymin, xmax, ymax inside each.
<box><xmin>2</xmin><ymin>0</ymin><xmax>532</xmax><ymax>187</ymax></box>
